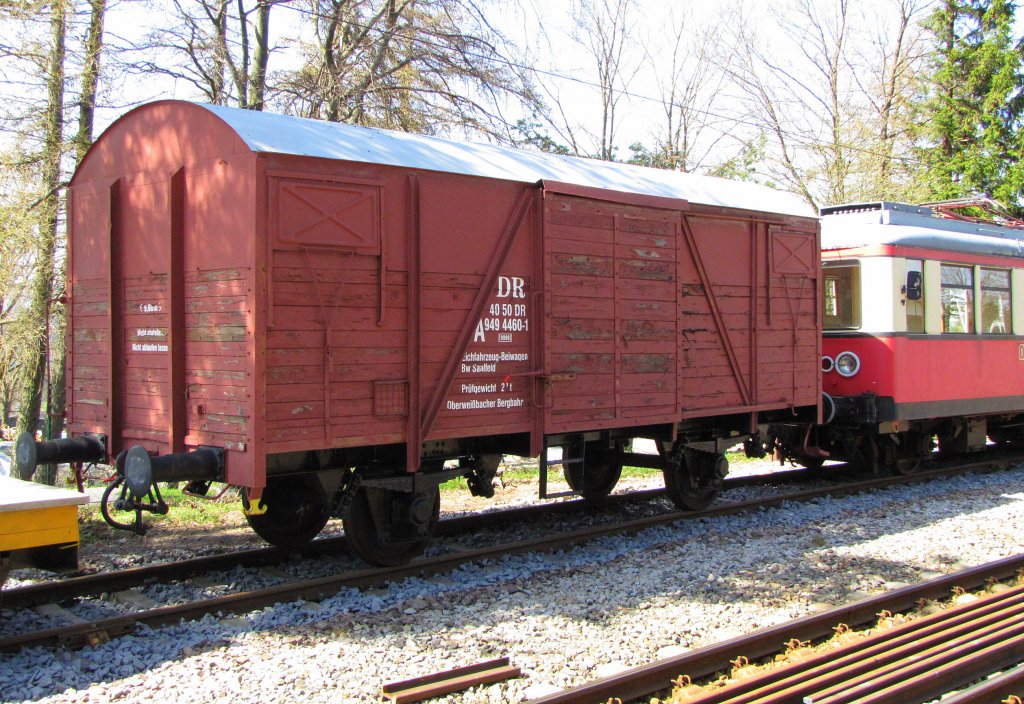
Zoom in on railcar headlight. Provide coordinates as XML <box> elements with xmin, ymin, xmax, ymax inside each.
<box><xmin>821</xmin><ymin>356</ymin><xmax>835</xmax><ymax>373</ymax></box>
<box><xmin>834</xmin><ymin>351</ymin><xmax>861</xmax><ymax>377</ymax></box>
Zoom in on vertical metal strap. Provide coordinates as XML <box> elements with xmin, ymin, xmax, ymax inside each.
<box><xmin>377</xmin><ymin>185</ymin><xmax>387</xmax><ymax>326</ymax></box>
<box><xmin>750</xmin><ymin>220</ymin><xmax>760</xmax><ymax>410</ymax></box>
<box><xmin>108</xmin><ymin>179</ymin><xmax>124</xmax><ymax>455</ymax></box>
<box><xmin>766</xmin><ymin>227</ymin><xmax>775</xmax><ymax>325</ymax></box>
<box><xmin>530</xmin><ymin>188</ymin><xmax>547</xmax><ymax>459</ymax></box>
<box><xmin>416</xmin><ymin>189</ymin><xmax>534</xmax><ymax>470</ymax></box>
<box><xmin>613</xmin><ymin>214</ymin><xmax>622</xmax><ymax>420</ymax></box>
<box><xmin>168</xmin><ymin>168</ymin><xmax>187</xmax><ymax>453</ymax></box>
<box><xmin>405</xmin><ymin>176</ymin><xmax>422</xmax><ymax>475</ymax></box>
<box><xmin>674</xmin><ymin>220</ymin><xmax>682</xmax><ymax>416</ymax></box>
<box><xmin>680</xmin><ymin>214</ymin><xmax>752</xmax><ymax>406</ymax></box>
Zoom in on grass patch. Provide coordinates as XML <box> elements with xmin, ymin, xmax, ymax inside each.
<box><xmin>80</xmin><ymin>485</ymin><xmax>242</xmax><ymax>528</ymax></box>
<box><xmin>439</xmin><ymin>461</ymin><xmax>663</xmax><ymax>494</ymax></box>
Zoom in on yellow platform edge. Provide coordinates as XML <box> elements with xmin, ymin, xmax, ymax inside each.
<box><xmin>0</xmin><ymin>505</ymin><xmax>80</xmax><ymax>552</ymax></box>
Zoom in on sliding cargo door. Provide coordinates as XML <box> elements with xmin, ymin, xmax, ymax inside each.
<box><xmin>543</xmin><ymin>190</ymin><xmax>680</xmax><ymax>433</ymax></box>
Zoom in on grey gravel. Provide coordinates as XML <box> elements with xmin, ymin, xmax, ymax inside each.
<box><xmin>2</xmin><ymin>465</ymin><xmax>1023</xmax><ymax>703</ymax></box>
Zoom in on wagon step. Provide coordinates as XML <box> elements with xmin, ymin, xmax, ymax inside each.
<box><xmin>538</xmin><ymin>439</ymin><xmax>583</xmax><ymax>500</ymax></box>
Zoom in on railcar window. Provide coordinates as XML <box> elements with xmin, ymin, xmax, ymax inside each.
<box><xmin>941</xmin><ymin>264</ymin><xmax>974</xmax><ymax>333</ymax></box>
<box><xmin>823</xmin><ymin>263</ymin><xmax>860</xmax><ymax>330</ymax></box>
<box><xmin>981</xmin><ymin>268</ymin><xmax>1011</xmax><ymax>334</ymax></box>
<box><xmin>906</xmin><ymin>259</ymin><xmax>924</xmax><ymax>333</ymax></box>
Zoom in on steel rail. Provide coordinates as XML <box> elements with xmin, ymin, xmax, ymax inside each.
<box><xmin>802</xmin><ymin>615</ymin><xmax>1024</xmax><ymax>703</ymax></box>
<box><xmin>676</xmin><ymin>589</ymin><xmax>1024</xmax><ymax>704</ymax></box>
<box><xmin>0</xmin><ymin>486</ymin><xmax>664</xmax><ymax>610</ymax></box>
<box><xmin>0</xmin><ymin>458</ymin><xmax>1016</xmax><ymax>653</ymax></box>
<box><xmin>381</xmin><ymin>657</ymin><xmax>521</xmax><ymax>703</ymax></box>
<box><xmin>683</xmin><ymin>584</ymin><xmax>1024</xmax><ymax>703</ymax></box>
<box><xmin>0</xmin><ymin>467</ymin><xmax>818</xmax><ymax>610</ymax></box>
<box><xmin>4</xmin><ymin>447</ymin><xmax>1013</xmax><ymax>611</ymax></box>
<box><xmin>938</xmin><ymin>663</ymin><xmax>1024</xmax><ymax>703</ymax></box>
<box><xmin>525</xmin><ymin>555</ymin><xmax>1024</xmax><ymax>704</ymax></box>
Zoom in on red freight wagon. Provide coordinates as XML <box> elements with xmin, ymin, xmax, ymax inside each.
<box><xmin>17</xmin><ymin>101</ymin><xmax>820</xmax><ymax>565</ymax></box>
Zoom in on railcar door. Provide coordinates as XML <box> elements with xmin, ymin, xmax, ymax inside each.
<box><xmin>543</xmin><ymin>187</ymin><xmax>682</xmax><ymax>433</ymax></box>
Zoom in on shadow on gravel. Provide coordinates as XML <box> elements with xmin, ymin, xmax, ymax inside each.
<box><xmin>2</xmin><ymin>469</ymin><xmax>1022</xmax><ymax>702</ymax></box>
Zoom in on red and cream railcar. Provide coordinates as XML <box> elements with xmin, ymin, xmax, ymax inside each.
<box><xmin>784</xmin><ymin>201</ymin><xmax>1024</xmax><ymax>471</ymax></box>
<box><xmin>16</xmin><ymin>101</ymin><xmax>820</xmax><ymax>564</ymax></box>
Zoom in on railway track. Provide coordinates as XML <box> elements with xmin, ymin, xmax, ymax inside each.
<box><xmin>526</xmin><ymin>554</ymin><xmax>1024</xmax><ymax>704</ymax></box>
<box><xmin>0</xmin><ymin>455</ymin><xmax>1015</xmax><ymax>654</ymax></box>
<box><xmin>0</xmin><ymin>465</ymin><xmax>816</xmax><ymax>611</ymax></box>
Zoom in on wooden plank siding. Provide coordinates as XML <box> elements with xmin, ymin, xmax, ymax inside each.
<box><xmin>544</xmin><ymin>195</ymin><xmax>680</xmax><ymax>431</ymax></box>
<box><xmin>265</xmin><ymin>248</ymin><xmax>409</xmax><ymax>446</ymax></box>
<box><xmin>184</xmin><ymin>268</ymin><xmax>250</xmax><ymax>450</ymax></box>
<box><xmin>67</xmin><ymin>278</ymin><xmax>112</xmax><ymax>433</ymax></box>
<box><xmin>544</xmin><ymin>195</ymin><xmax>819</xmax><ymax>433</ymax></box>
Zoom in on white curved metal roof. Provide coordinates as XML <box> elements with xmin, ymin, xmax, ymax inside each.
<box><xmin>822</xmin><ymin>202</ymin><xmax>1024</xmax><ymax>258</ymax></box>
<box><xmin>200</xmin><ymin>103</ymin><xmax>813</xmax><ymax>218</ymax></box>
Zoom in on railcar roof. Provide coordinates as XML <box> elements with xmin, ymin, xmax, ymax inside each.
<box><xmin>199</xmin><ymin>103</ymin><xmax>812</xmax><ymax>218</ymax></box>
<box><xmin>821</xmin><ymin>202</ymin><xmax>1024</xmax><ymax>258</ymax></box>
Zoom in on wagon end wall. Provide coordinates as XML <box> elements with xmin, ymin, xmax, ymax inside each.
<box><xmin>542</xmin><ymin>191</ymin><xmax>819</xmax><ymax>435</ymax></box>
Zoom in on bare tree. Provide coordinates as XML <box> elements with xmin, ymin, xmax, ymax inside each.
<box><xmin>13</xmin><ymin>0</ymin><xmax>68</xmax><ymax>482</ymax></box>
<box><xmin>132</xmin><ymin>0</ymin><xmax>276</xmax><ymax>108</ymax></box>
<box><xmin>727</xmin><ymin>0</ymin><xmax>930</xmax><ymax>208</ymax></box>
<box><xmin>728</xmin><ymin>15</ymin><xmax>820</xmax><ymax>207</ymax></box>
<box><xmin>571</xmin><ymin>0</ymin><xmax>639</xmax><ymax>160</ymax></box>
<box><xmin>848</xmin><ymin>0</ymin><xmax>929</xmax><ymax>198</ymax></box>
<box><xmin>627</xmin><ymin>7</ymin><xmax>735</xmax><ymax>172</ymax></box>
<box><xmin>761</xmin><ymin>0</ymin><xmax>852</xmax><ymax>207</ymax></box>
<box><xmin>274</xmin><ymin>0</ymin><xmax>540</xmax><ymax>139</ymax></box>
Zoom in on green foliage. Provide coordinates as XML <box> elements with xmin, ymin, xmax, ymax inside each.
<box><xmin>79</xmin><ymin>486</ymin><xmax>243</xmax><ymax>530</ymax></box>
<box><xmin>625</xmin><ymin>133</ymin><xmax>770</xmax><ymax>185</ymax></box>
<box><xmin>917</xmin><ymin>0</ymin><xmax>1024</xmax><ymax>213</ymax></box>
<box><xmin>706</xmin><ymin>134</ymin><xmax>770</xmax><ymax>184</ymax></box>
<box><xmin>0</xmin><ymin>161</ymin><xmax>39</xmax><ymax>423</ymax></box>
<box><xmin>512</xmin><ymin>118</ymin><xmax>572</xmax><ymax>155</ymax></box>
<box><xmin>626</xmin><ymin>141</ymin><xmax>681</xmax><ymax>170</ymax></box>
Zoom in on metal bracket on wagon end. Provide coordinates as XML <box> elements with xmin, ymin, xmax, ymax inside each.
<box><xmin>242</xmin><ymin>489</ymin><xmax>267</xmax><ymax>516</ymax></box>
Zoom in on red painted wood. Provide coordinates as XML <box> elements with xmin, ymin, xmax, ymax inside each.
<box><xmin>66</xmin><ymin>102</ymin><xmax>820</xmax><ymax>491</ymax></box>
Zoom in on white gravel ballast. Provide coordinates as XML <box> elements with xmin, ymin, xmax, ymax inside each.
<box><xmin>2</xmin><ymin>465</ymin><xmax>1024</xmax><ymax>704</ymax></box>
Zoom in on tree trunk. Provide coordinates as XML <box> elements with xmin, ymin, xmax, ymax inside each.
<box><xmin>248</xmin><ymin>0</ymin><xmax>271</xmax><ymax>110</ymax></box>
<box><xmin>17</xmin><ymin>0</ymin><xmax>67</xmax><ymax>483</ymax></box>
<box><xmin>75</xmin><ymin>0</ymin><xmax>106</xmax><ymax>164</ymax></box>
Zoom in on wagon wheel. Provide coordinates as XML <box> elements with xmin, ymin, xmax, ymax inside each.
<box><xmin>843</xmin><ymin>434</ymin><xmax>880</xmax><ymax>474</ymax></box>
<box><xmin>796</xmin><ymin>456</ymin><xmax>826</xmax><ymax>471</ymax></box>
<box><xmin>662</xmin><ymin>446</ymin><xmax>726</xmax><ymax>511</ymax></box>
<box><xmin>245</xmin><ymin>475</ymin><xmax>330</xmax><ymax>548</ymax></box>
<box><xmin>565</xmin><ymin>445</ymin><xmax>623</xmax><ymax>502</ymax></box>
<box><xmin>880</xmin><ymin>432</ymin><xmax>931</xmax><ymax>476</ymax></box>
<box><xmin>343</xmin><ymin>485</ymin><xmax>440</xmax><ymax>567</ymax></box>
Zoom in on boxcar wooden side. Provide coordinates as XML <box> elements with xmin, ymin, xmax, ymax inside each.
<box><xmin>39</xmin><ymin>100</ymin><xmax>821</xmax><ymax>564</ymax></box>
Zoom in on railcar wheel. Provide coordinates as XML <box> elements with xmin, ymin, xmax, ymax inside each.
<box><xmin>245</xmin><ymin>475</ymin><xmax>330</xmax><ymax>548</ymax></box>
<box><xmin>842</xmin><ymin>433</ymin><xmax>880</xmax><ymax>474</ymax></box>
<box><xmin>880</xmin><ymin>432</ymin><xmax>931</xmax><ymax>475</ymax></box>
<box><xmin>662</xmin><ymin>447</ymin><xmax>727</xmax><ymax>511</ymax></box>
<box><xmin>796</xmin><ymin>456</ymin><xmax>826</xmax><ymax>471</ymax></box>
<box><xmin>565</xmin><ymin>445</ymin><xmax>623</xmax><ymax>501</ymax></box>
<box><xmin>344</xmin><ymin>485</ymin><xmax>440</xmax><ymax>567</ymax></box>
